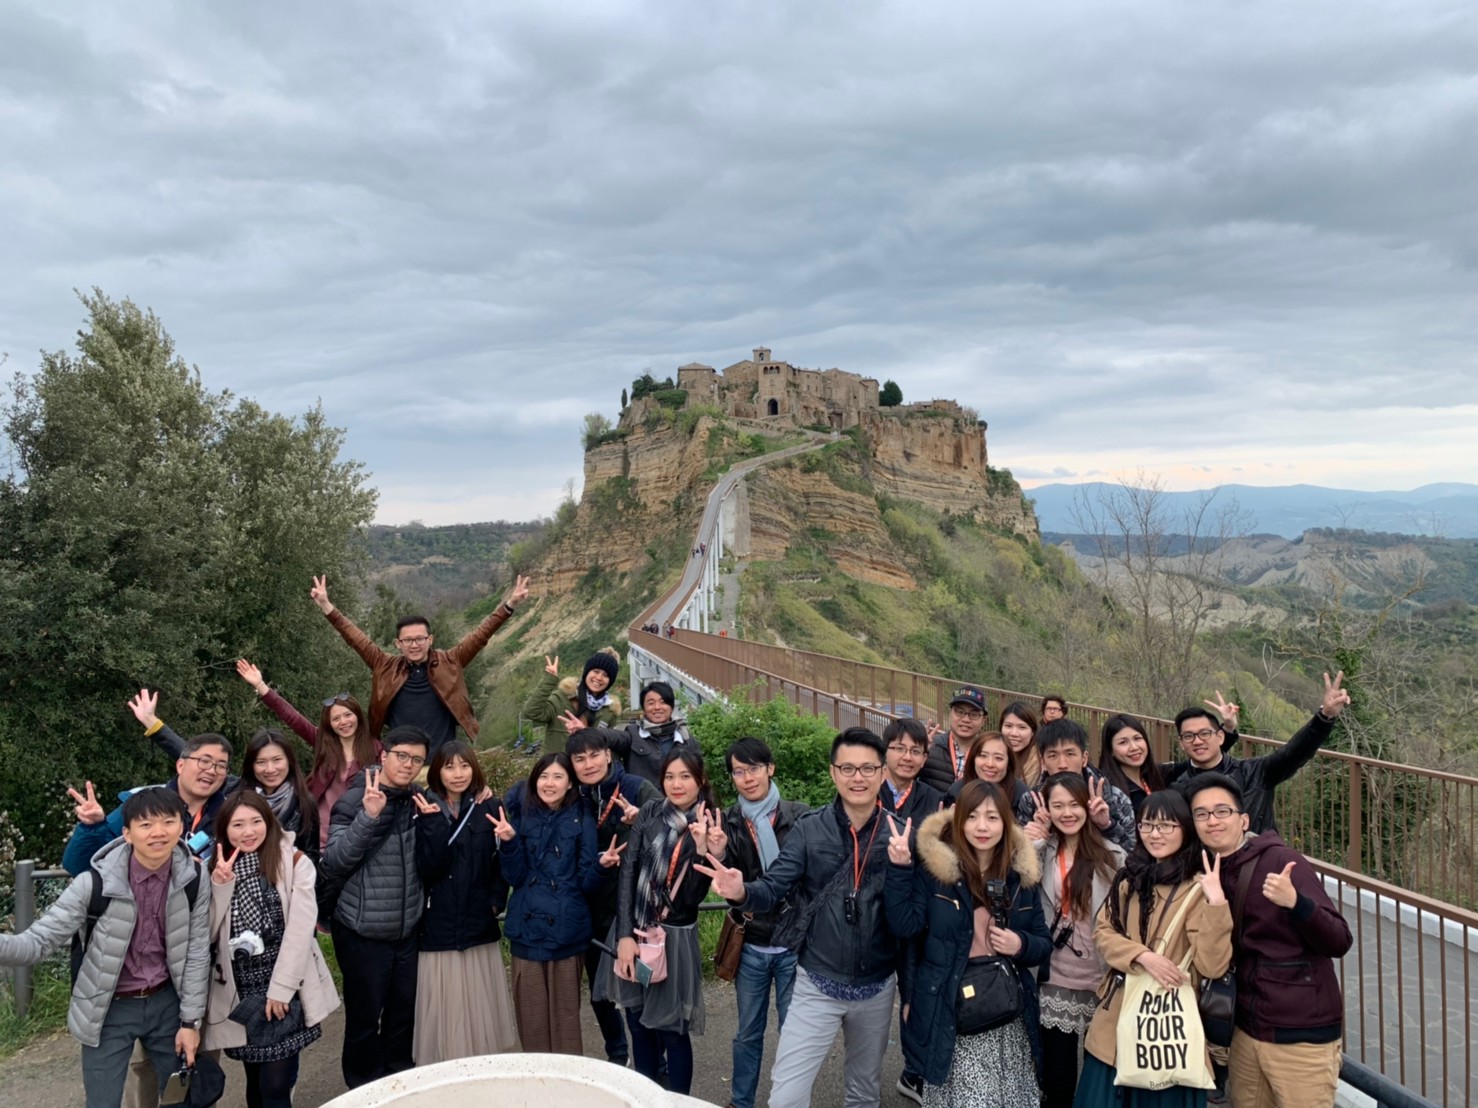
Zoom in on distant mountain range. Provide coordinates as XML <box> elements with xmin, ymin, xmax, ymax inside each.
<box><xmin>1024</xmin><ymin>482</ymin><xmax>1478</xmax><ymax>539</ymax></box>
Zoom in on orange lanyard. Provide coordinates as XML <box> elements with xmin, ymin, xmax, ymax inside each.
<box><xmin>851</xmin><ymin>806</ymin><xmax>884</xmax><ymax>893</ymax></box>
<box><xmin>889</xmin><ymin>781</ymin><xmax>914</xmax><ymax>810</ymax></box>
<box><xmin>1057</xmin><ymin>849</ymin><xmax>1073</xmax><ymax>915</ymax></box>
<box><xmin>665</xmin><ymin>835</ymin><xmax>685</xmax><ymax>887</ymax></box>
<box><xmin>598</xmin><ymin>785</ymin><xmax>622</xmax><ymax>828</ymax></box>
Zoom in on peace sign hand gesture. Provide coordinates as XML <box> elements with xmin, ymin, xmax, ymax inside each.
<box><xmin>558</xmin><ymin>710</ymin><xmax>585</xmax><ymax>736</ymax></box>
<box><xmin>544</xmin><ymin>655</ymin><xmax>560</xmax><ymax>678</ymax></box>
<box><xmin>411</xmin><ymin>792</ymin><xmax>441</xmax><ymax>817</ymax></box>
<box><xmin>924</xmin><ymin>718</ymin><xmax>944</xmax><ymax>743</ymax></box>
<box><xmin>886</xmin><ymin>814</ymin><xmax>913</xmax><ymax>865</ymax></box>
<box><xmin>68</xmin><ymin>781</ymin><xmax>105</xmax><ymax>825</ymax></box>
<box><xmin>1204</xmin><ymin>691</ymin><xmax>1240</xmax><ymax>731</ymax></box>
<box><xmin>599</xmin><ymin>835</ymin><xmax>627</xmax><ymax>869</ymax></box>
<box><xmin>310</xmin><ymin>575</ymin><xmax>333</xmax><ymax>614</ymax></box>
<box><xmin>1320</xmin><ymin>671</ymin><xmax>1350</xmax><ymax>719</ymax></box>
<box><xmin>1087</xmin><ymin>776</ymin><xmax>1112</xmax><ymax>829</ymax></box>
<box><xmin>689</xmin><ymin>803</ymin><xmax>726</xmax><ymax>857</ymax></box>
<box><xmin>504</xmin><ymin>575</ymin><xmax>530</xmax><ymax>610</ymax></box>
<box><xmin>1025</xmin><ymin>792</ymin><xmax>1051</xmax><ymax>842</ymax></box>
<box><xmin>1199</xmin><ymin>850</ymin><xmax>1227</xmax><ymax>905</ymax></box>
<box><xmin>692</xmin><ymin>852</ymin><xmax>746</xmax><ymax>902</ymax></box>
<box><xmin>706</xmin><ymin>810</ymin><xmax>728</xmax><ymax>859</ymax></box>
<box><xmin>486</xmin><ymin>806</ymin><xmax>516</xmax><ymax>843</ymax></box>
<box><xmin>127</xmin><ymin>689</ymin><xmax>160</xmax><ymax>730</ymax></box>
<box><xmin>212</xmin><ymin>845</ymin><xmax>241</xmax><ymax>886</ymax></box>
<box><xmin>1261</xmin><ymin>860</ymin><xmax>1299</xmax><ymax>909</ymax></box>
<box><xmin>615</xmin><ymin>793</ymin><xmax>641</xmax><ymax>825</ymax></box>
<box><xmin>362</xmin><ymin>768</ymin><xmax>386</xmax><ymax>819</ymax></box>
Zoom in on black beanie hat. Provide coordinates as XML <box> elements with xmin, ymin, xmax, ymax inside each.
<box><xmin>584</xmin><ymin>652</ymin><xmax>620</xmax><ymax>683</ymax></box>
<box><xmin>639</xmin><ymin>680</ymin><xmax>675</xmax><ymax>708</ymax></box>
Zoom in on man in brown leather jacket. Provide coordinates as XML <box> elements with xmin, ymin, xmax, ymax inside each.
<box><xmin>309</xmin><ymin>573</ymin><xmax>528</xmax><ymax>755</ymax></box>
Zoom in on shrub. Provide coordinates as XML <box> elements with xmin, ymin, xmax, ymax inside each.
<box><xmin>688</xmin><ymin>692</ymin><xmax>839</xmax><ymax>808</ymax></box>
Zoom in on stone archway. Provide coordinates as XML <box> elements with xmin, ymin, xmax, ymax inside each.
<box><xmin>767</xmin><ymin>398</ymin><xmax>780</xmax><ymax>416</ymax></box>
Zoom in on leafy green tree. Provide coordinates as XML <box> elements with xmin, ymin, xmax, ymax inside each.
<box><xmin>688</xmin><ymin>691</ymin><xmax>838</xmax><ymax>807</ymax></box>
<box><xmin>0</xmin><ymin>291</ymin><xmax>377</xmax><ymax>856</ymax></box>
<box><xmin>582</xmin><ymin>411</ymin><xmax>613</xmax><ymax>449</ymax></box>
<box><xmin>621</xmin><ymin>387</ymin><xmax>629</xmax><ymax>409</ymax></box>
<box><xmin>879</xmin><ymin>380</ymin><xmax>903</xmax><ymax>407</ymax></box>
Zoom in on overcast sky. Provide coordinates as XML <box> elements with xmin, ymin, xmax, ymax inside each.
<box><xmin>3</xmin><ymin>1</ymin><xmax>1475</xmax><ymax>525</ymax></box>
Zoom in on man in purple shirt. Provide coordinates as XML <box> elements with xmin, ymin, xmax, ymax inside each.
<box><xmin>0</xmin><ymin>789</ymin><xmax>210</xmax><ymax>1108</ymax></box>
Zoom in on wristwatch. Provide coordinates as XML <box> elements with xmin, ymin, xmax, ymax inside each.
<box><xmin>179</xmin><ymin>1018</ymin><xmax>201</xmax><ymax>1031</ymax></box>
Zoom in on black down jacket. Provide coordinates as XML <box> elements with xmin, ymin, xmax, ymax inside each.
<box><xmin>320</xmin><ymin>773</ymin><xmax>424</xmax><ymax>941</ymax></box>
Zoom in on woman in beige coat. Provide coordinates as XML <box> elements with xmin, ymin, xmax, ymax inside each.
<box><xmin>206</xmin><ymin>791</ymin><xmax>339</xmax><ymax>1108</ymax></box>
<box><xmin>1075</xmin><ymin>791</ymin><xmax>1231</xmax><ymax>1108</ymax></box>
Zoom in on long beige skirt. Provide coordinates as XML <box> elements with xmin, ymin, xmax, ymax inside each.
<box><xmin>413</xmin><ymin>943</ymin><xmax>519</xmax><ymax>1064</ymax></box>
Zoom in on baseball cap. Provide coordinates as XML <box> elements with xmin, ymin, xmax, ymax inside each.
<box><xmin>949</xmin><ymin>687</ymin><xmax>986</xmax><ymax>712</ymax></box>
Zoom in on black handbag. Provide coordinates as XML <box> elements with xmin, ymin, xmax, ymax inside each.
<box><xmin>955</xmin><ymin>955</ymin><xmax>1024</xmax><ymax>1035</ymax></box>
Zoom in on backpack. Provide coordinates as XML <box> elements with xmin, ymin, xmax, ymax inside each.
<box><xmin>70</xmin><ymin>847</ymin><xmax>202</xmax><ymax>984</ymax></box>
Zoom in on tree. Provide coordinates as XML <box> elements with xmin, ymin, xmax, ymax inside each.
<box><xmin>879</xmin><ymin>380</ymin><xmax>903</xmax><ymax>407</ymax></box>
<box><xmin>582</xmin><ymin>411</ymin><xmax>613</xmax><ymax>449</ymax></box>
<box><xmin>0</xmin><ymin>291</ymin><xmax>377</xmax><ymax>853</ymax></box>
<box><xmin>621</xmin><ymin>387</ymin><xmax>628</xmax><ymax>409</ymax></box>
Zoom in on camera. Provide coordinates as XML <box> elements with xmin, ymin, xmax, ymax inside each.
<box><xmin>843</xmin><ymin>893</ymin><xmax>859</xmax><ymax>926</ymax></box>
<box><xmin>186</xmin><ymin>829</ymin><xmax>211</xmax><ymax>855</ymax></box>
<box><xmin>159</xmin><ymin>1062</ymin><xmax>191</xmax><ymax>1106</ymax></box>
<box><xmin>985</xmin><ymin>878</ymin><xmax>1010</xmax><ymax>928</ymax></box>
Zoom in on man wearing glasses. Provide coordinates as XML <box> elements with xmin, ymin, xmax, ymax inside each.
<box><xmin>1169</xmin><ymin>672</ymin><xmax>1350</xmax><ymax>834</ymax></box>
<box><xmin>309</xmin><ymin>572</ymin><xmax>530</xmax><ymax>756</ymax></box>
<box><xmin>698</xmin><ymin>727</ymin><xmax>899</xmax><ymax>1108</ymax></box>
<box><xmin>320</xmin><ymin>726</ymin><xmax>436</xmax><ymax>1088</ymax></box>
<box><xmin>919</xmin><ymin>686</ymin><xmax>989</xmax><ymax>794</ymax></box>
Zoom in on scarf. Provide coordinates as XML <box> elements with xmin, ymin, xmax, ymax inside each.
<box><xmin>259</xmin><ymin>781</ymin><xmax>298</xmax><ymax>831</ymax></box>
<box><xmin>229</xmin><ymin>849</ymin><xmax>284</xmax><ymax>949</ymax></box>
<box><xmin>584</xmin><ymin>691</ymin><xmax>613</xmax><ymax>712</ymax></box>
<box><xmin>633</xmin><ymin>800</ymin><xmax>692</xmax><ymax>930</ymax></box>
<box><xmin>737</xmin><ymin>781</ymin><xmax>782</xmax><ymax>871</ymax></box>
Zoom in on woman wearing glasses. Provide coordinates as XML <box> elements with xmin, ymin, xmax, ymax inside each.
<box><xmin>1030</xmin><ymin>773</ymin><xmax>1126</xmax><ymax>1108</ymax></box>
<box><xmin>1073</xmin><ymin>791</ymin><xmax>1231</xmax><ymax>1108</ymax></box>
<box><xmin>236</xmin><ymin>660</ymin><xmax>381</xmax><ymax>851</ymax></box>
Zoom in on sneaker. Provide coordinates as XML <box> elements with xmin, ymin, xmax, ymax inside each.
<box><xmin>896</xmin><ymin>1072</ymin><xmax>924</xmax><ymax>1104</ymax></box>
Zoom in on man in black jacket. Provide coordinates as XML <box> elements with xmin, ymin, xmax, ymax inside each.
<box><xmin>699</xmin><ymin>728</ymin><xmax>898</xmax><ymax>1108</ymax></box>
<box><xmin>320</xmin><ymin>727</ymin><xmax>435</xmax><ymax>1089</ymax></box>
<box><xmin>1168</xmin><ymin>671</ymin><xmax>1349</xmax><ymax>834</ymax></box>
<box><xmin>720</xmin><ymin>737</ymin><xmax>811</xmax><ymax>1108</ymax></box>
<box><xmin>918</xmin><ymin>686</ymin><xmax>988</xmax><ymax>794</ymax></box>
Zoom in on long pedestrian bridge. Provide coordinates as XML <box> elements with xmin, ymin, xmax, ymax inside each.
<box><xmin>628</xmin><ymin>442</ymin><xmax>1477</xmax><ymax>1108</ymax></box>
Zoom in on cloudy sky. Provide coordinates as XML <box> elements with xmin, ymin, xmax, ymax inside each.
<box><xmin>3</xmin><ymin>1</ymin><xmax>1475</xmax><ymax>525</ymax></box>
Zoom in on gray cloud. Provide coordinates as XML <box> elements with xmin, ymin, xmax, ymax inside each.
<box><xmin>2</xmin><ymin>0</ymin><xmax>1475</xmax><ymax>523</ymax></box>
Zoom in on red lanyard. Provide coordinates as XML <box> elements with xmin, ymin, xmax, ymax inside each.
<box><xmin>598</xmin><ymin>785</ymin><xmax>622</xmax><ymax>828</ymax></box>
<box><xmin>1057</xmin><ymin>849</ymin><xmax>1073</xmax><ymax>915</ymax></box>
<box><xmin>891</xmin><ymin>781</ymin><xmax>914</xmax><ymax>810</ymax></box>
<box><xmin>665</xmin><ymin>835</ymin><xmax>685</xmax><ymax>887</ymax></box>
<box><xmin>851</xmin><ymin>806</ymin><xmax>884</xmax><ymax>893</ymax></box>
<box><xmin>947</xmin><ymin>733</ymin><xmax>963</xmax><ymax>779</ymax></box>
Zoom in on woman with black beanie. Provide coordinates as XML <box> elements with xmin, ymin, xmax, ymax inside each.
<box><xmin>521</xmin><ymin>648</ymin><xmax>625</xmax><ymax>754</ymax></box>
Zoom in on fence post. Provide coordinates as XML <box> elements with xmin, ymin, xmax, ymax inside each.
<box><xmin>13</xmin><ymin>858</ymin><xmax>36</xmax><ymax>1021</ymax></box>
<box><xmin>1347</xmin><ymin>761</ymin><xmax>1363</xmax><ymax>874</ymax></box>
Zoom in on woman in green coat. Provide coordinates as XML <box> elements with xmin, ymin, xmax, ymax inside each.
<box><xmin>522</xmin><ymin>650</ymin><xmax>623</xmax><ymax>754</ymax></box>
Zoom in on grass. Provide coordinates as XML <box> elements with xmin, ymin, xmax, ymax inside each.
<box><xmin>0</xmin><ymin>956</ymin><xmax>72</xmax><ymax>1059</ymax></box>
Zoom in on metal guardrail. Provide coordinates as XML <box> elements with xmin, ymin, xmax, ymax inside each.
<box><xmin>8</xmin><ymin>859</ymin><xmax>71</xmax><ymax>1022</ymax></box>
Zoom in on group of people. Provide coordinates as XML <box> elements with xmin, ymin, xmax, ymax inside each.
<box><xmin>0</xmin><ymin>569</ymin><xmax>1357</xmax><ymax>1108</ymax></box>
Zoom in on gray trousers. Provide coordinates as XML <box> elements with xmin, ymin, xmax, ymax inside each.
<box><xmin>768</xmin><ymin>969</ymin><xmax>896</xmax><ymax>1108</ymax></box>
<box><xmin>80</xmin><ymin>987</ymin><xmax>180</xmax><ymax>1108</ymax></box>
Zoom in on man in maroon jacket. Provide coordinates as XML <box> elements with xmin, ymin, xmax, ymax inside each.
<box><xmin>1190</xmin><ymin>773</ymin><xmax>1353</xmax><ymax>1108</ymax></box>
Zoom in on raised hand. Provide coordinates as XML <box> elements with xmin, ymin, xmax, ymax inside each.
<box><xmin>486</xmin><ymin>805</ymin><xmax>516</xmax><ymax>842</ymax></box>
<box><xmin>558</xmin><ymin>710</ymin><xmax>585</xmax><ymax>736</ymax></box>
<box><xmin>706</xmin><ymin>809</ymin><xmax>728</xmax><ymax>859</ymax></box>
<box><xmin>1199</xmin><ymin>850</ymin><xmax>1227</xmax><ymax>906</ymax></box>
<box><xmin>1134</xmin><ymin>949</ymin><xmax>1188</xmax><ymax>990</ymax></box>
<box><xmin>411</xmin><ymin>792</ymin><xmax>441</xmax><ymax>817</ymax></box>
<box><xmin>689</xmin><ymin>802</ymin><xmax>711</xmax><ymax>855</ymax></box>
<box><xmin>924</xmin><ymin>718</ymin><xmax>944</xmax><ymax>742</ymax></box>
<box><xmin>1025</xmin><ymin>792</ymin><xmax>1052</xmax><ymax>842</ymax></box>
<box><xmin>505</xmin><ymin>575</ymin><xmax>530</xmax><ymax>610</ymax></box>
<box><xmin>886</xmin><ymin>814</ymin><xmax>913</xmax><ymax>865</ymax></box>
<box><xmin>599</xmin><ymin>835</ymin><xmax>627</xmax><ymax>869</ymax></box>
<box><xmin>615</xmin><ymin>793</ymin><xmax>641</xmax><ymax>825</ymax></box>
<box><xmin>362</xmin><ymin>768</ymin><xmax>386</xmax><ymax>819</ymax></box>
<box><xmin>1261</xmin><ymin>860</ymin><xmax>1299</xmax><ymax>909</ymax></box>
<box><xmin>693</xmin><ymin>852</ymin><xmax>746</xmax><ymax>902</ymax></box>
<box><xmin>236</xmin><ymin>658</ymin><xmax>268</xmax><ymax>695</ymax></box>
<box><xmin>68</xmin><ymin>781</ymin><xmax>105</xmax><ymax>825</ymax></box>
<box><xmin>1320</xmin><ymin>671</ymin><xmax>1350</xmax><ymax>719</ymax></box>
<box><xmin>212</xmin><ymin>845</ymin><xmax>241</xmax><ymax>886</ymax></box>
<box><xmin>1204</xmin><ymin>690</ymin><xmax>1240</xmax><ymax>731</ymax></box>
<box><xmin>1087</xmin><ymin>776</ymin><xmax>1111</xmax><ymax>829</ymax></box>
<box><xmin>310</xmin><ymin>575</ymin><xmax>333</xmax><ymax>614</ymax></box>
<box><xmin>127</xmin><ymin>689</ymin><xmax>160</xmax><ymax>730</ymax></box>
<box><xmin>544</xmin><ymin>655</ymin><xmax>560</xmax><ymax>678</ymax></box>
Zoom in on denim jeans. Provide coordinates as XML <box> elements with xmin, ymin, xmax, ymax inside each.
<box><xmin>731</xmin><ymin>945</ymin><xmax>798</xmax><ymax>1108</ymax></box>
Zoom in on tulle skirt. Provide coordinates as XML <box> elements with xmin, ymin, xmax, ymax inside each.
<box><xmin>413</xmin><ymin>942</ymin><xmax>519</xmax><ymax>1064</ymax></box>
<box><xmin>593</xmin><ymin>919</ymin><xmax>705</xmax><ymax>1036</ymax></box>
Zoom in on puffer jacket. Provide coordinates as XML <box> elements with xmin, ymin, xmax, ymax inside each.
<box><xmin>919</xmin><ymin>731</ymin><xmax>969</xmax><ymax>795</ymax></box>
<box><xmin>204</xmin><ymin>836</ymin><xmax>339</xmax><ymax>1050</ymax></box>
<box><xmin>884</xmin><ymin>813</ymin><xmax>1050</xmax><ymax>1086</ymax></box>
<box><xmin>0</xmin><ymin>839</ymin><xmax>210</xmax><ymax>1047</ymax></box>
<box><xmin>577</xmin><ymin>766</ymin><xmax>661</xmax><ymax>932</ymax></box>
<box><xmin>416</xmin><ymin>792</ymin><xmax>505</xmax><ymax>952</ymax></box>
<box><xmin>521</xmin><ymin>670</ymin><xmax>622</xmax><ymax>754</ymax></box>
<box><xmin>62</xmin><ymin>776</ymin><xmax>229</xmax><ymax>876</ymax></box>
<box><xmin>1220</xmin><ymin>831</ymin><xmax>1352</xmax><ymax>1043</ymax></box>
<box><xmin>739</xmin><ymin>799</ymin><xmax>899</xmax><ymax>988</ymax></box>
<box><xmin>500</xmin><ymin>781</ymin><xmax>605</xmax><ymax>961</ymax></box>
<box><xmin>722</xmin><ymin>794</ymin><xmax>811</xmax><ymax>947</ymax></box>
<box><xmin>1167</xmin><ymin>712</ymin><xmax>1335</xmax><ymax>834</ymax></box>
<box><xmin>593</xmin><ymin>716</ymin><xmax>693</xmax><ymax>786</ymax></box>
<box><xmin>320</xmin><ymin>773</ymin><xmax>424</xmax><ymax>940</ymax></box>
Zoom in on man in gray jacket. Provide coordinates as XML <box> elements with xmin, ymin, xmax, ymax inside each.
<box><xmin>319</xmin><ymin>725</ymin><xmax>432</xmax><ymax>1088</ymax></box>
<box><xmin>0</xmin><ymin>789</ymin><xmax>209</xmax><ymax>1108</ymax></box>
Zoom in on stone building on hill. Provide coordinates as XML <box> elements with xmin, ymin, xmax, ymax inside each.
<box><xmin>676</xmin><ymin>348</ymin><xmax>881</xmax><ymax>431</ymax></box>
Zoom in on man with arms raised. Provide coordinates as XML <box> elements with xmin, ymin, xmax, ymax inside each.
<box><xmin>310</xmin><ymin>573</ymin><xmax>528</xmax><ymax>755</ymax></box>
<box><xmin>699</xmin><ymin>727</ymin><xmax>898</xmax><ymax>1108</ymax></box>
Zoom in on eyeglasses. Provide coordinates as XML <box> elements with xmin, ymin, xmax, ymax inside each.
<box><xmin>887</xmin><ymin>744</ymin><xmax>927</xmax><ymax>757</ymax></box>
<box><xmin>831</xmin><ymin>763</ymin><xmax>882</xmax><ymax>779</ymax></box>
<box><xmin>397</xmin><ymin>635</ymin><xmax>431</xmax><ymax>647</ymax></box>
<box><xmin>730</xmin><ymin>765</ymin><xmax>769</xmax><ymax>779</ymax></box>
<box><xmin>1192</xmin><ymin>806</ymin><xmax>1240</xmax><ymax>822</ymax></box>
<box><xmin>1137</xmin><ymin>821</ymin><xmax>1179</xmax><ymax>837</ymax></box>
<box><xmin>183</xmin><ymin>755</ymin><xmax>229</xmax><ymax>774</ymax></box>
<box><xmin>1179</xmin><ymin>728</ymin><xmax>1221</xmax><ymax>743</ymax></box>
<box><xmin>950</xmin><ymin>706</ymin><xmax>985</xmax><ymax>719</ymax></box>
<box><xmin>322</xmin><ymin>693</ymin><xmax>352</xmax><ymax>707</ymax></box>
<box><xmin>386</xmin><ymin>750</ymin><xmax>426</xmax><ymax>768</ymax></box>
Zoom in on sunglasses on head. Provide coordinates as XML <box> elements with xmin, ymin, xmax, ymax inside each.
<box><xmin>322</xmin><ymin>693</ymin><xmax>352</xmax><ymax>707</ymax></box>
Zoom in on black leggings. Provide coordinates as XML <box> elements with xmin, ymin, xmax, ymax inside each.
<box><xmin>624</xmin><ymin>1010</ymin><xmax>692</xmax><ymax>1094</ymax></box>
<box><xmin>1040</xmin><ymin>1024</ymin><xmax>1080</xmax><ymax>1108</ymax></box>
<box><xmin>242</xmin><ymin>1055</ymin><xmax>300</xmax><ymax>1108</ymax></box>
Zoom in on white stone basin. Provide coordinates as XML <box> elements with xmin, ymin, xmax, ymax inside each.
<box><xmin>318</xmin><ymin>1054</ymin><xmax>710</xmax><ymax>1107</ymax></box>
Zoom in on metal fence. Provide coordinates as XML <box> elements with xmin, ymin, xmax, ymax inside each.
<box><xmin>6</xmin><ymin>859</ymin><xmax>71</xmax><ymax>1021</ymax></box>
